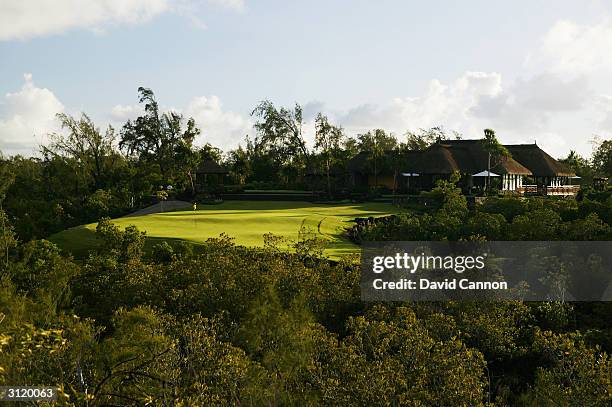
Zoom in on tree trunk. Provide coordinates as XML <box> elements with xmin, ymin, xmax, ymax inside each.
<box><xmin>374</xmin><ymin>157</ymin><xmax>378</xmax><ymax>189</ymax></box>
<box><xmin>487</xmin><ymin>152</ymin><xmax>491</xmax><ymax>194</ymax></box>
<box><xmin>187</xmin><ymin>170</ymin><xmax>195</xmax><ymax>196</ymax></box>
<box><xmin>326</xmin><ymin>158</ymin><xmax>332</xmax><ymax>198</ymax></box>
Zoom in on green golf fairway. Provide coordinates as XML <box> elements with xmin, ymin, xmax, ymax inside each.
<box><xmin>50</xmin><ymin>201</ymin><xmax>397</xmax><ymax>258</ymax></box>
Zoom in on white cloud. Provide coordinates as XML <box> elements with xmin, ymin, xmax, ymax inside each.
<box><xmin>185</xmin><ymin>95</ymin><xmax>252</xmax><ymax>149</ymax></box>
<box><xmin>596</xmin><ymin>95</ymin><xmax>612</xmax><ymax>130</ymax></box>
<box><xmin>470</xmin><ymin>73</ymin><xmax>591</xmax><ymax>131</ymax></box>
<box><xmin>0</xmin><ymin>0</ymin><xmax>170</xmax><ymax>41</ymax></box>
<box><xmin>0</xmin><ymin>74</ymin><xmax>64</xmax><ymax>155</ymax></box>
<box><xmin>535</xmin><ymin>18</ymin><xmax>612</xmax><ymax>75</ymax></box>
<box><xmin>335</xmin><ymin>72</ymin><xmax>503</xmax><ymax>134</ymax></box>
<box><xmin>110</xmin><ymin>104</ymin><xmax>144</xmax><ymax>121</ymax></box>
<box><xmin>207</xmin><ymin>0</ymin><xmax>245</xmax><ymax>12</ymax></box>
<box><xmin>513</xmin><ymin>74</ymin><xmax>590</xmax><ymax>112</ymax></box>
<box><xmin>0</xmin><ymin>0</ymin><xmax>246</xmax><ymax>41</ymax></box>
<box><xmin>322</xmin><ymin>70</ymin><xmax>597</xmax><ymax>158</ymax></box>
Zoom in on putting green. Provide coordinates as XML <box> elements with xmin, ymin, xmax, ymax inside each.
<box><xmin>50</xmin><ymin>201</ymin><xmax>397</xmax><ymax>258</ymax></box>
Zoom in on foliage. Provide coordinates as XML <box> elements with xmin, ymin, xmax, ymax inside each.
<box><xmin>560</xmin><ymin>150</ymin><xmax>593</xmax><ymax>180</ymax></box>
<box><xmin>314</xmin><ymin>113</ymin><xmax>344</xmax><ymax>196</ymax></box>
<box><xmin>251</xmin><ymin>100</ymin><xmax>309</xmax><ymax>178</ymax></box>
<box><xmin>0</xmin><ymin>210</ymin><xmax>17</xmax><ymax>272</ymax></box>
<box><xmin>44</xmin><ymin>113</ymin><xmax>119</xmax><ymax>190</ymax></box>
<box><xmin>357</xmin><ymin>129</ymin><xmax>398</xmax><ymax>188</ymax></box>
<box><xmin>403</xmin><ymin>126</ymin><xmax>451</xmax><ymax>150</ymax></box>
<box><xmin>95</xmin><ymin>217</ymin><xmax>146</xmax><ymax>262</ymax></box>
<box><xmin>592</xmin><ymin>138</ymin><xmax>612</xmax><ymax>178</ymax></box>
<box><xmin>521</xmin><ymin>330</ymin><xmax>611</xmax><ymax>406</ymax></box>
<box><xmin>120</xmin><ymin>87</ymin><xmax>201</xmax><ymax>190</ymax></box>
<box><xmin>3</xmin><ymin>96</ymin><xmax>612</xmax><ymax>405</ymax></box>
<box><xmin>0</xmin><ymin>206</ymin><xmax>611</xmax><ymax>405</ymax></box>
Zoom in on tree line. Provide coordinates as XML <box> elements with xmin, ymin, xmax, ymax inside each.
<box><xmin>2</xmin><ymin>87</ymin><xmax>611</xmax><ymax>242</ymax></box>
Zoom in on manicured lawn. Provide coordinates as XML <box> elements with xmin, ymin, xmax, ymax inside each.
<box><xmin>50</xmin><ymin>201</ymin><xmax>397</xmax><ymax>258</ymax></box>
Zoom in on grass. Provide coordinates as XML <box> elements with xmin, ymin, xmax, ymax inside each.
<box><xmin>50</xmin><ymin>201</ymin><xmax>397</xmax><ymax>259</ymax></box>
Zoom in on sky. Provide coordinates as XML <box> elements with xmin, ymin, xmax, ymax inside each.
<box><xmin>1</xmin><ymin>0</ymin><xmax>612</xmax><ymax>158</ymax></box>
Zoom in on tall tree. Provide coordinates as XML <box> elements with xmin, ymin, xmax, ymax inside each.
<box><xmin>251</xmin><ymin>100</ymin><xmax>309</xmax><ymax>162</ymax></box>
<box><xmin>560</xmin><ymin>150</ymin><xmax>593</xmax><ymax>180</ymax></box>
<box><xmin>591</xmin><ymin>138</ymin><xmax>612</xmax><ymax>178</ymax></box>
<box><xmin>404</xmin><ymin>126</ymin><xmax>450</xmax><ymax>150</ymax></box>
<box><xmin>314</xmin><ymin>113</ymin><xmax>344</xmax><ymax>196</ymax></box>
<box><xmin>226</xmin><ymin>145</ymin><xmax>250</xmax><ymax>185</ymax></box>
<box><xmin>358</xmin><ymin>129</ymin><xmax>398</xmax><ymax>188</ymax></box>
<box><xmin>119</xmin><ymin>87</ymin><xmax>201</xmax><ymax>186</ymax></box>
<box><xmin>44</xmin><ymin>113</ymin><xmax>118</xmax><ymax>190</ymax></box>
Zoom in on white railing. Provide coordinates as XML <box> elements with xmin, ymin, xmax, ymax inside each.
<box><xmin>546</xmin><ymin>185</ymin><xmax>580</xmax><ymax>196</ymax></box>
<box><xmin>517</xmin><ymin>185</ymin><xmax>579</xmax><ymax>196</ymax></box>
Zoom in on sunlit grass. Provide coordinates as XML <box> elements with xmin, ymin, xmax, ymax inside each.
<box><xmin>50</xmin><ymin>200</ymin><xmax>397</xmax><ymax>258</ymax></box>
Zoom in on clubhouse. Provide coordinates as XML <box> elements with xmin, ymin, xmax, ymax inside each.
<box><xmin>348</xmin><ymin>139</ymin><xmax>578</xmax><ymax>196</ymax></box>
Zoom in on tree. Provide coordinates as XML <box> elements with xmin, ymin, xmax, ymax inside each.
<box><xmin>314</xmin><ymin>113</ymin><xmax>344</xmax><ymax>197</ymax></box>
<box><xmin>44</xmin><ymin>113</ymin><xmax>120</xmax><ymax>190</ymax></box>
<box><xmin>95</xmin><ymin>218</ymin><xmax>146</xmax><ymax>262</ymax></box>
<box><xmin>525</xmin><ymin>330</ymin><xmax>611</xmax><ymax>406</ymax></box>
<box><xmin>0</xmin><ymin>154</ymin><xmax>16</xmax><ymax>201</ymax></box>
<box><xmin>251</xmin><ymin>100</ymin><xmax>310</xmax><ymax>176</ymax></box>
<box><xmin>560</xmin><ymin>150</ymin><xmax>593</xmax><ymax>179</ymax></box>
<box><xmin>333</xmin><ymin>306</ymin><xmax>487</xmax><ymax>405</ymax></box>
<box><xmin>0</xmin><ymin>210</ymin><xmax>16</xmax><ymax>272</ymax></box>
<box><xmin>358</xmin><ymin>129</ymin><xmax>397</xmax><ymax>188</ymax></box>
<box><xmin>424</xmin><ymin>171</ymin><xmax>468</xmax><ymax>218</ymax></box>
<box><xmin>404</xmin><ymin>126</ymin><xmax>450</xmax><ymax>151</ymax></box>
<box><xmin>119</xmin><ymin>88</ymin><xmax>201</xmax><ymax>186</ymax></box>
<box><xmin>0</xmin><ymin>158</ymin><xmax>16</xmax><ymax>270</ymax></box>
<box><xmin>510</xmin><ymin>208</ymin><xmax>561</xmax><ymax>240</ymax></box>
<box><xmin>591</xmin><ymin>138</ymin><xmax>612</xmax><ymax>178</ymax></box>
<box><xmin>226</xmin><ymin>145</ymin><xmax>250</xmax><ymax>185</ymax></box>
<box><xmin>482</xmin><ymin>129</ymin><xmax>510</xmax><ymax>193</ymax></box>
<box><xmin>238</xmin><ymin>288</ymin><xmax>319</xmax><ymax>405</ymax></box>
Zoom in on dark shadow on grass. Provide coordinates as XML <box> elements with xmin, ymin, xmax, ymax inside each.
<box><xmin>51</xmin><ymin>226</ymin><xmax>361</xmax><ymax>261</ymax></box>
<box><xmin>50</xmin><ymin>226</ymin><xmax>209</xmax><ymax>260</ymax></box>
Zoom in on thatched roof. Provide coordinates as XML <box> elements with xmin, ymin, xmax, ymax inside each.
<box><xmin>196</xmin><ymin>159</ymin><xmax>228</xmax><ymax>174</ymax></box>
<box><xmin>407</xmin><ymin>144</ymin><xmax>460</xmax><ymax>174</ymax></box>
<box><xmin>345</xmin><ymin>139</ymin><xmax>571</xmax><ymax>177</ymax></box>
<box><xmin>346</xmin><ymin>151</ymin><xmax>396</xmax><ymax>175</ymax></box>
<box><xmin>505</xmin><ymin>144</ymin><xmax>575</xmax><ymax>177</ymax></box>
<box><xmin>402</xmin><ymin>140</ymin><xmax>532</xmax><ymax>175</ymax></box>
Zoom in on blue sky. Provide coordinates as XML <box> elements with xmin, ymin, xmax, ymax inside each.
<box><xmin>1</xmin><ymin>0</ymin><xmax>612</xmax><ymax>157</ymax></box>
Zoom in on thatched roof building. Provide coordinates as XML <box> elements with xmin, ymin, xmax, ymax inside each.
<box><xmin>505</xmin><ymin>144</ymin><xmax>574</xmax><ymax>177</ymax></box>
<box><xmin>346</xmin><ymin>139</ymin><xmax>577</xmax><ymax>195</ymax></box>
<box><xmin>196</xmin><ymin>159</ymin><xmax>228</xmax><ymax>175</ymax></box>
<box><xmin>415</xmin><ymin>140</ymin><xmax>532</xmax><ymax>175</ymax></box>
